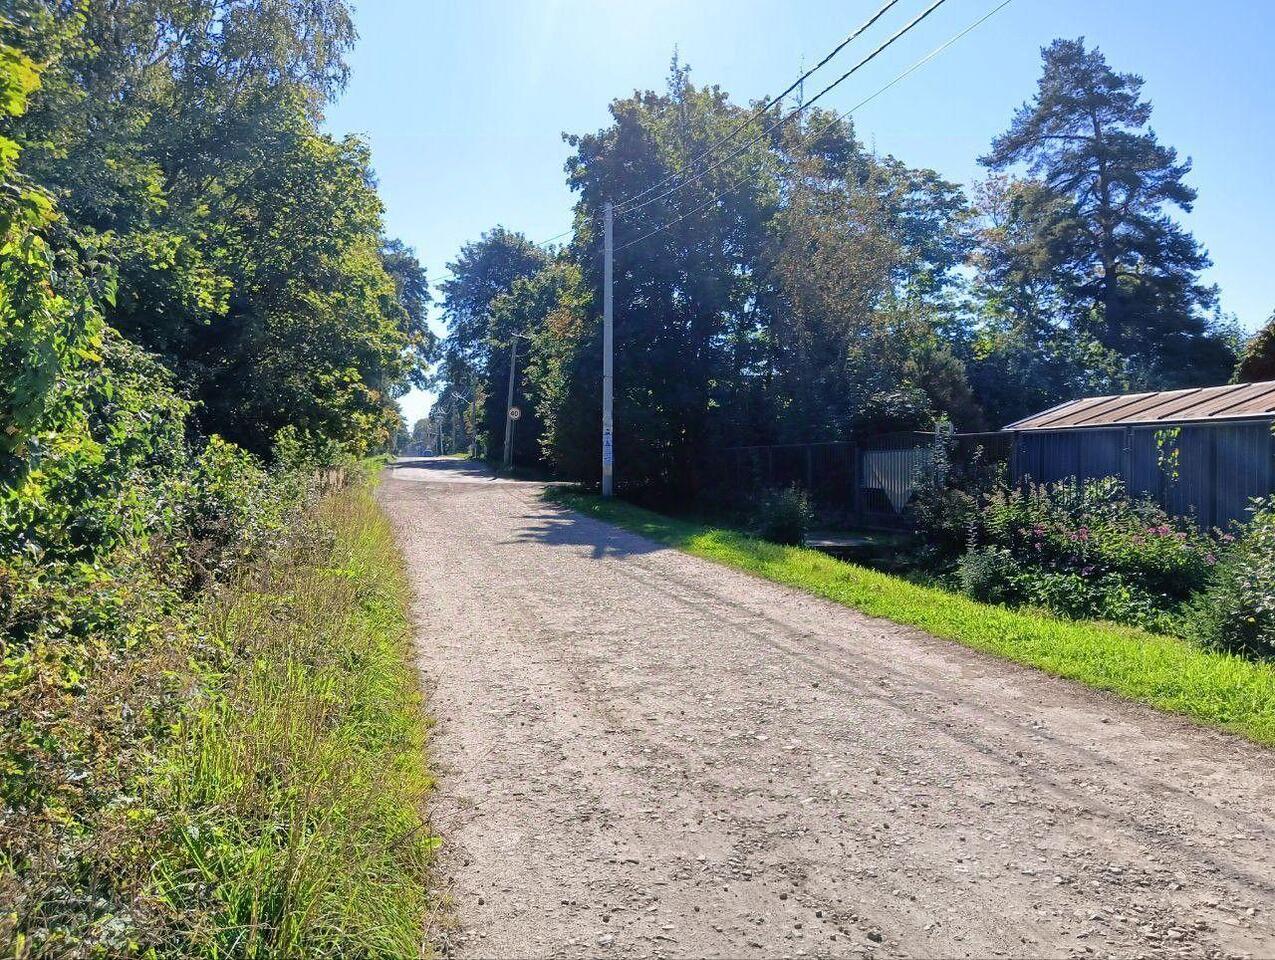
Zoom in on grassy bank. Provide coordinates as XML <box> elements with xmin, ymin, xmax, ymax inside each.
<box><xmin>550</xmin><ymin>490</ymin><xmax>1275</xmax><ymax>747</ymax></box>
<box><xmin>152</xmin><ymin>484</ymin><xmax>436</xmax><ymax>957</ymax></box>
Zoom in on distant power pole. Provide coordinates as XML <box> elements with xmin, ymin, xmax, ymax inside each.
<box><xmin>502</xmin><ymin>332</ymin><xmax>531</xmax><ymax>471</ymax></box>
<box><xmin>470</xmin><ymin>378</ymin><xmax>479</xmax><ymax>458</ymax></box>
<box><xmin>502</xmin><ymin>336</ymin><xmax>518</xmax><ymax>470</ymax></box>
<box><xmin>601</xmin><ymin>201</ymin><xmax>614</xmax><ymax>497</ymax></box>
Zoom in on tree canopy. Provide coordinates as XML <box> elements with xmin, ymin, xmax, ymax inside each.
<box><xmin>3</xmin><ymin>0</ymin><xmax>432</xmax><ymax>458</ymax></box>
<box><xmin>433</xmin><ymin>43</ymin><xmax>1241</xmax><ymax>494</ymax></box>
<box><xmin>982</xmin><ymin>38</ymin><xmax>1233</xmax><ymax>390</ymax></box>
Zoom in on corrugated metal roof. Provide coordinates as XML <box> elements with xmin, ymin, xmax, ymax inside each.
<box><xmin>1005</xmin><ymin>381</ymin><xmax>1275</xmax><ymax>431</ymax></box>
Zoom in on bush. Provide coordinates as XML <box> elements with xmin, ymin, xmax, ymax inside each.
<box><xmin>1190</xmin><ymin>498</ymin><xmax>1275</xmax><ymax>658</ymax></box>
<box><xmin>0</xmin><ymin>333</ymin><xmax>336</xmax><ymax>951</ymax></box>
<box><xmin>907</xmin><ymin>429</ymin><xmax>1006</xmax><ymax>565</ymax></box>
<box><xmin>963</xmin><ymin>477</ymin><xmax>1219</xmax><ymax>631</ymax></box>
<box><xmin>753</xmin><ymin>486</ymin><xmax>812</xmax><ymax>546</ymax></box>
<box><xmin>957</xmin><ymin>547</ymin><xmax>1019</xmax><ymax>605</ymax></box>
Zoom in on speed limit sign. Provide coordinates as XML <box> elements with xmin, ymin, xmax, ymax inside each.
<box><xmin>508</xmin><ymin>406</ymin><xmax>522</xmax><ymax>421</ymax></box>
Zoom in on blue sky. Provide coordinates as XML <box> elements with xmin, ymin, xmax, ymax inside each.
<box><xmin>324</xmin><ymin>0</ymin><xmax>1275</xmax><ymax>426</ymax></box>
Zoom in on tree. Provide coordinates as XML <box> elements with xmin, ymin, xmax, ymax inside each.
<box><xmin>1233</xmin><ymin>313</ymin><xmax>1275</xmax><ymax>384</ymax></box>
<box><xmin>438</xmin><ymin>227</ymin><xmax>547</xmax><ymax>371</ymax></box>
<box><xmin>982</xmin><ymin>38</ymin><xmax>1233</xmax><ymax>388</ymax></box>
<box><xmin>556</xmin><ymin>59</ymin><xmax>779</xmax><ymax>491</ymax></box>
<box><xmin>435</xmin><ymin>227</ymin><xmax>547</xmax><ymax>458</ymax></box>
<box><xmin>5</xmin><ymin>0</ymin><xmax>428</xmax><ymax>456</ymax></box>
<box><xmin>964</xmin><ymin>174</ymin><xmax>1125</xmax><ymax>426</ymax></box>
<box><xmin>526</xmin><ymin>66</ymin><xmax>981</xmax><ymax>488</ymax></box>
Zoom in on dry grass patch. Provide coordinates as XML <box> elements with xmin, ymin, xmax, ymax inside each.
<box><xmin>152</xmin><ymin>486</ymin><xmax>438</xmax><ymax>958</ymax></box>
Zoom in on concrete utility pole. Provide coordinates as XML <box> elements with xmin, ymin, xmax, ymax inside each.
<box><xmin>502</xmin><ymin>332</ymin><xmax>531</xmax><ymax>471</ymax></box>
<box><xmin>601</xmin><ymin>201</ymin><xmax>614</xmax><ymax>497</ymax></box>
<box><xmin>502</xmin><ymin>336</ymin><xmax>518</xmax><ymax>470</ymax></box>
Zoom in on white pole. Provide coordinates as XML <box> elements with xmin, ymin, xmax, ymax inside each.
<box><xmin>503</xmin><ymin>337</ymin><xmax>517</xmax><ymax>470</ymax></box>
<box><xmin>601</xmin><ymin>201</ymin><xmax>614</xmax><ymax>497</ymax></box>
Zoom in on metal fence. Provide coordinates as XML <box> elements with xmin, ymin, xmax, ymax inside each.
<box><xmin>1010</xmin><ymin>420</ymin><xmax>1275</xmax><ymax>529</ymax></box>
<box><xmin>723</xmin><ymin>420</ymin><xmax>1275</xmax><ymax>530</ymax></box>
<box><xmin>722</xmin><ymin>431</ymin><xmax>1012</xmax><ymax>527</ymax></box>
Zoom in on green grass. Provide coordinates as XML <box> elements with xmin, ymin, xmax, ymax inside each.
<box><xmin>549</xmin><ymin>489</ymin><xmax>1275</xmax><ymax>747</ymax></box>
<box><xmin>154</xmin><ymin>484</ymin><xmax>439</xmax><ymax>957</ymax></box>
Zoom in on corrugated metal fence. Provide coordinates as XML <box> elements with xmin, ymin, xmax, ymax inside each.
<box><xmin>723</xmin><ymin>421</ymin><xmax>1274</xmax><ymax>529</ymax></box>
<box><xmin>1011</xmin><ymin>420</ymin><xmax>1274</xmax><ymax>528</ymax></box>
<box><xmin>722</xmin><ymin>431</ymin><xmax>1013</xmax><ymax>527</ymax></box>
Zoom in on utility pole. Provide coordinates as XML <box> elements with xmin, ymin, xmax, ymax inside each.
<box><xmin>502</xmin><ymin>336</ymin><xmax>518</xmax><ymax>470</ymax></box>
<box><xmin>470</xmin><ymin>378</ymin><xmax>479</xmax><ymax>458</ymax></box>
<box><xmin>601</xmin><ymin>200</ymin><xmax>614</xmax><ymax>497</ymax></box>
<box><xmin>502</xmin><ymin>333</ymin><xmax>531</xmax><ymax>471</ymax></box>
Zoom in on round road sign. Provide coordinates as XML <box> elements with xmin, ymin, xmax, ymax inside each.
<box><xmin>508</xmin><ymin>406</ymin><xmax>522</xmax><ymax>420</ymax></box>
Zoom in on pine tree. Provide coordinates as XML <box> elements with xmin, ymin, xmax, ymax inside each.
<box><xmin>982</xmin><ymin>38</ymin><xmax>1233</xmax><ymax>387</ymax></box>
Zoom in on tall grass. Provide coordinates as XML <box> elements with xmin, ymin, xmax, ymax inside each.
<box><xmin>551</xmin><ymin>490</ymin><xmax>1275</xmax><ymax>747</ymax></box>
<box><xmin>153</xmin><ymin>486</ymin><xmax>436</xmax><ymax>958</ymax></box>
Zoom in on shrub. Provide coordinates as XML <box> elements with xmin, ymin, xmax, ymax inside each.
<box><xmin>753</xmin><ymin>486</ymin><xmax>812</xmax><ymax>546</ymax></box>
<box><xmin>964</xmin><ymin>477</ymin><xmax>1219</xmax><ymax>631</ymax></box>
<box><xmin>957</xmin><ymin>547</ymin><xmax>1019</xmax><ymax>605</ymax></box>
<box><xmin>0</xmin><ymin>333</ymin><xmax>332</xmax><ymax>951</ymax></box>
<box><xmin>1190</xmin><ymin>498</ymin><xmax>1275</xmax><ymax>658</ymax></box>
<box><xmin>907</xmin><ymin>428</ymin><xmax>1006</xmax><ymax>565</ymax></box>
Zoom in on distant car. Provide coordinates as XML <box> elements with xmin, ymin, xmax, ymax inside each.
<box><xmin>423</xmin><ymin>448</ymin><xmax>434</xmax><ymax>456</ymax></box>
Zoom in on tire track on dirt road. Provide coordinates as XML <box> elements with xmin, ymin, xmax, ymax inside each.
<box><xmin>381</xmin><ymin>458</ymin><xmax>1274</xmax><ymax>960</ymax></box>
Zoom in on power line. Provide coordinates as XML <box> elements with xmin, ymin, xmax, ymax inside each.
<box><xmin>615</xmin><ymin>0</ymin><xmax>953</xmax><ymax>222</ymax></box>
<box><xmin>535</xmin><ymin>225</ymin><xmax>576</xmax><ymax>248</ymax></box>
<box><xmin>614</xmin><ymin>0</ymin><xmax>907</xmax><ymax>215</ymax></box>
<box><xmin>612</xmin><ymin>0</ymin><xmax>1014</xmax><ymax>257</ymax></box>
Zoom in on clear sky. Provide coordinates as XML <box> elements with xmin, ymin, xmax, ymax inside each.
<box><xmin>324</xmin><ymin>0</ymin><xmax>1275</xmax><ymax>426</ymax></box>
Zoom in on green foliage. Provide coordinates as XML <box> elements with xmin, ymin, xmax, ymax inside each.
<box><xmin>516</xmin><ymin>261</ymin><xmax>594</xmax><ymax>475</ymax></box>
<box><xmin>440</xmin><ymin>226</ymin><xmax>548</xmax><ymax>372</ymax></box>
<box><xmin>0</xmin><ymin>32</ymin><xmax>107</xmax><ymax>470</ymax></box>
<box><xmin>0</xmin><ymin>332</ymin><xmax>321</xmax><ymax>950</ymax></box>
<box><xmin>1</xmin><ymin>4</ymin><xmax>435</xmax><ymax>952</ymax></box>
<box><xmin>551</xmin><ymin>489</ymin><xmax>1275</xmax><ymax>746</ymax></box>
<box><xmin>1233</xmin><ymin>312</ymin><xmax>1275</xmax><ymax>384</ymax></box>
<box><xmin>752</xmin><ymin>486</ymin><xmax>812</xmax><ymax>546</ymax></box>
<box><xmin>962</xmin><ymin>478</ymin><xmax>1219</xmax><ymax>631</ymax></box>
<box><xmin>982</xmin><ymin>38</ymin><xmax>1235</xmax><ymax>389</ymax></box>
<box><xmin>906</xmin><ymin>430</ymin><xmax>1004</xmax><ymax>564</ymax></box>
<box><xmin>427</xmin><ymin>62</ymin><xmax>981</xmax><ymax>491</ymax></box>
<box><xmin>154</xmin><ymin>487</ymin><xmax>435</xmax><ymax>957</ymax></box>
<box><xmin>1190</xmin><ymin>498</ymin><xmax>1275</xmax><ymax>659</ymax></box>
<box><xmin>5</xmin><ymin>0</ymin><xmax>430</xmax><ymax>458</ymax></box>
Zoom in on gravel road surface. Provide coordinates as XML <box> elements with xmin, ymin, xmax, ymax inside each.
<box><xmin>380</xmin><ymin>458</ymin><xmax>1274</xmax><ymax>960</ymax></box>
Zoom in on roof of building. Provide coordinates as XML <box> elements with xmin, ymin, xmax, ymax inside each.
<box><xmin>1004</xmin><ymin>380</ymin><xmax>1275</xmax><ymax>431</ymax></box>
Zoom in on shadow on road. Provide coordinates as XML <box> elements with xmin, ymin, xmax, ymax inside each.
<box><xmin>390</xmin><ymin>456</ymin><xmax>500</xmax><ymax>478</ymax></box>
<box><xmin>509</xmin><ymin>503</ymin><xmax>665</xmax><ymax>560</ymax></box>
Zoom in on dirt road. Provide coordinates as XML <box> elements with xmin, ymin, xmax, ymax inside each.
<box><xmin>381</xmin><ymin>458</ymin><xmax>1274</xmax><ymax>960</ymax></box>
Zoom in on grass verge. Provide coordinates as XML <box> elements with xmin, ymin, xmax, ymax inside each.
<box><xmin>549</xmin><ymin>489</ymin><xmax>1275</xmax><ymax>747</ymax></box>
<box><xmin>155</xmin><ymin>483</ymin><xmax>437</xmax><ymax>957</ymax></box>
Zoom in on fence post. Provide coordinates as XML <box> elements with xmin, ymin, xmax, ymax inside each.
<box><xmin>851</xmin><ymin>442</ymin><xmax>862</xmax><ymax>520</ymax></box>
<box><xmin>1122</xmin><ymin>426</ymin><xmax>1133</xmax><ymax>490</ymax></box>
<box><xmin>1208</xmin><ymin>427</ymin><xmax>1218</xmax><ymax>529</ymax></box>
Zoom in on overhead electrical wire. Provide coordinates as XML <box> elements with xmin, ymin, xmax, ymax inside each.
<box><xmin>534</xmin><ymin>225</ymin><xmax>576</xmax><ymax>249</ymax></box>
<box><xmin>611</xmin><ymin>0</ymin><xmax>1015</xmax><ymax>257</ymax></box>
<box><xmin>613</xmin><ymin>0</ymin><xmax>908</xmax><ymax>215</ymax></box>
<box><xmin>615</xmin><ymin>0</ymin><xmax>953</xmax><ymax>221</ymax></box>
